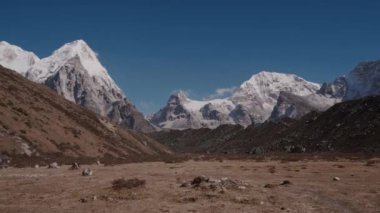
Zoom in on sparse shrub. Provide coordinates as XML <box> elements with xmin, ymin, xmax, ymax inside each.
<box><xmin>112</xmin><ymin>178</ymin><xmax>146</xmax><ymax>190</ymax></box>
<box><xmin>25</xmin><ymin>120</ymin><xmax>32</xmax><ymax>128</ymax></box>
<box><xmin>13</xmin><ymin>107</ymin><xmax>28</xmax><ymax>116</ymax></box>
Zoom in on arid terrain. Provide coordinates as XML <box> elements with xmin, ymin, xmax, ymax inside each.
<box><xmin>0</xmin><ymin>157</ymin><xmax>379</xmax><ymax>213</ymax></box>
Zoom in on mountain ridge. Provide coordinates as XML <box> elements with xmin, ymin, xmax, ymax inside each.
<box><xmin>151</xmin><ymin>71</ymin><xmax>324</xmax><ymax>129</ymax></box>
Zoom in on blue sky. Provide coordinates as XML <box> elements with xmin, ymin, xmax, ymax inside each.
<box><xmin>1</xmin><ymin>0</ymin><xmax>380</xmax><ymax>114</ymax></box>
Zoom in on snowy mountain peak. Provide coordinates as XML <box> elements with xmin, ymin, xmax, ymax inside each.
<box><xmin>0</xmin><ymin>41</ymin><xmax>40</xmax><ymax>75</ymax></box>
<box><xmin>49</xmin><ymin>39</ymin><xmax>108</xmax><ymax>78</ymax></box>
<box><xmin>240</xmin><ymin>71</ymin><xmax>320</xmax><ymax>95</ymax></box>
<box><xmin>170</xmin><ymin>90</ymin><xmax>189</xmax><ymax>102</ymax></box>
<box><xmin>25</xmin><ymin>39</ymin><xmax>116</xmax><ymax>89</ymax></box>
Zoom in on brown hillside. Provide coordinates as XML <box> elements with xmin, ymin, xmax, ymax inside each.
<box><xmin>0</xmin><ymin>66</ymin><xmax>171</xmax><ymax>166</ymax></box>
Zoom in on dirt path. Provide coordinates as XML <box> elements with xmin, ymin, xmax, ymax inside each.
<box><xmin>0</xmin><ymin>159</ymin><xmax>379</xmax><ymax>212</ymax></box>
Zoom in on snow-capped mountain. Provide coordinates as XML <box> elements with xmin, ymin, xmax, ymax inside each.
<box><xmin>151</xmin><ymin>71</ymin><xmax>322</xmax><ymax>129</ymax></box>
<box><xmin>230</xmin><ymin>71</ymin><xmax>321</xmax><ymax>123</ymax></box>
<box><xmin>0</xmin><ymin>41</ymin><xmax>39</xmax><ymax>75</ymax></box>
<box><xmin>0</xmin><ymin>40</ymin><xmax>154</xmax><ymax>132</ymax></box>
<box><xmin>270</xmin><ymin>60</ymin><xmax>380</xmax><ymax>121</ymax></box>
<box><xmin>150</xmin><ymin>91</ymin><xmax>237</xmax><ymax>129</ymax></box>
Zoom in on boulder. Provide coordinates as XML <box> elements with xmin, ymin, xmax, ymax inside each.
<box><xmin>82</xmin><ymin>168</ymin><xmax>93</xmax><ymax>176</ymax></box>
<box><xmin>48</xmin><ymin>162</ymin><xmax>59</xmax><ymax>169</ymax></box>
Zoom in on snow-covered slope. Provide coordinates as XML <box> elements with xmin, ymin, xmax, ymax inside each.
<box><xmin>270</xmin><ymin>92</ymin><xmax>340</xmax><ymax>121</ymax></box>
<box><xmin>0</xmin><ymin>40</ymin><xmax>154</xmax><ymax>132</ymax></box>
<box><xmin>231</xmin><ymin>71</ymin><xmax>321</xmax><ymax>123</ymax></box>
<box><xmin>0</xmin><ymin>41</ymin><xmax>40</xmax><ymax>75</ymax></box>
<box><xmin>152</xmin><ymin>71</ymin><xmax>321</xmax><ymax>129</ymax></box>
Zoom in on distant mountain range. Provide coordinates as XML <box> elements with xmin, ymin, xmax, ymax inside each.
<box><xmin>150</xmin><ymin>95</ymin><xmax>380</xmax><ymax>154</ymax></box>
<box><xmin>0</xmin><ymin>40</ymin><xmax>155</xmax><ymax>132</ymax></box>
<box><xmin>1</xmin><ymin>40</ymin><xmax>380</xmax><ymax>131</ymax></box>
<box><xmin>151</xmin><ymin>60</ymin><xmax>380</xmax><ymax>129</ymax></box>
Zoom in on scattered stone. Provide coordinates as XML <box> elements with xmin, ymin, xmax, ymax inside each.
<box><xmin>260</xmin><ymin>201</ymin><xmax>265</xmax><ymax>205</ymax></box>
<box><xmin>238</xmin><ymin>186</ymin><xmax>247</xmax><ymax>190</ymax></box>
<box><xmin>184</xmin><ymin>175</ymin><xmax>249</xmax><ymax>192</ymax></box>
<box><xmin>82</xmin><ymin>168</ymin><xmax>93</xmax><ymax>176</ymax></box>
<box><xmin>34</xmin><ymin>164</ymin><xmax>39</xmax><ymax>169</ymax></box>
<box><xmin>79</xmin><ymin>198</ymin><xmax>87</xmax><ymax>203</ymax></box>
<box><xmin>333</xmin><ymin>177</ymin><xmax>340</xmax><ymax>181</ymax></box>
<box><xmin>96</xmin><ymin>160</ymin><xmax>101</xmax><ymax>166</ymax></box>
<box><xmin>48</xmin><ymin>162</ymin><xmax>59</xmax><ymax>169</ymax></box>
<box><xmin>180</xmin><ymin>182</ymin><xmax>189</xmax><ymax>188</ymax></box>
<box><xmin>234</xmin><ymin>196</ymin><xmax>250</xmax><ymax>204</ymax></box>
<box><xmin>92</xmin><ymin>195</ymin><xmax>97</xmax><ymax>201</ymax></box>
<box><xmin>280</xmin><ymin>180</ymin><xmax>291</xmax><ymax>185</ymax></box>
<box><xmin>183</xmin><ymin>197</ymin><xmax>197</xmax><ymax>203</ymax></box>
<box><xmin>191</xmin><ymin>175</ymin><xmax>208</xmax><ymax>186</ymax></box>
<box><xmin>0</xmin><ymin>154</ymin><xmax>11</xmax><ymax>166</ymax></box>
<box><xmin>70</xmin><ymin>162</ymin><xmax>80</xmax><ymax>170</ymax></box>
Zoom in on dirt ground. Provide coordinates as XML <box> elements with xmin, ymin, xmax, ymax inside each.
<box><xmin>0</xmin><ymin>158</ymin><xmax>379</xmax><ymax>213</ymax></box>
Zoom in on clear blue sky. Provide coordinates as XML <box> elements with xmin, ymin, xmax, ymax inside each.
<box><xmin>1</xmin><ymin>0</ymin><xmax>379</xmax><ymax>114</ymax></box>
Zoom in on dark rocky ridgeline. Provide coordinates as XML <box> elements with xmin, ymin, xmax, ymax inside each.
<box><xmin>269</xmin><ymin>95</ymin><xmax>380</xmax><ymax>153</ymax></box>
<box><xmin>0</xmin><ymin>66</ymin><xmax>171</xmax><ymax>167</ymax></box>
<box><xmin>151</xmin><ymin>96</ymin><xmax>380</xmax><ymax>154</ymax></box>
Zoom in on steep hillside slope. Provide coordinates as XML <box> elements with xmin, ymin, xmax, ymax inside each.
<box><xmin>0</xmin><ymin>66</ymin><xmax>170</xmax><ymax>164</ymax></box>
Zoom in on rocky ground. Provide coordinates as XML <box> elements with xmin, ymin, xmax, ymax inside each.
<box><xmin>0</xmin><ymin>157</ymin><xmax>379</xmax><ymax>213</ymax></box>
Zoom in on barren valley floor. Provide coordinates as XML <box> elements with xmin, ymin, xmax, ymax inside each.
<box><xmin>0</xmin><ymin>158</ymin><xmax>379</xmax><ymax>213</ymax></box>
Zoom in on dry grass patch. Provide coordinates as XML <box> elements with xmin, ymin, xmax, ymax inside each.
<box><xmin>112</xmin><ymin>178</ymin><xmax>146</xmax><ymax>190</ymax></box>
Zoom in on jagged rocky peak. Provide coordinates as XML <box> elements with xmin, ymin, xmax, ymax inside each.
<box><xmin>0</xmin><ymin>40</ymin><xmax>155</xmax><ymax>132</ymax></box>
<box><xmin>344</xmin><ymin>60</ymin><xmax>380</xmax><ymax>100</ymax></box>
<box><xmin>318</xmin><ymin>76</ymin><xmax>347</xmax><ymax>99</ymax></box>
<box><xmin>318</xmin><ymin>60</ymin><xmax>380</xmax><ymax>101</ymax></box>
<box><xmin>0</xmin><ymin>41</ymin><xmax>40</xmax><ymax>75</ymax></box>
<box><xmin>168</xmin><ymin>90</ymin><xmax>189</xmax><ymax>105</ymax></box>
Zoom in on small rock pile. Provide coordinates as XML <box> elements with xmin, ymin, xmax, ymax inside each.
<box><xmin>48</xmin><ymin>162</ymin><xmax>60</xmax><ymax>169</ymax></box>
<box><xmin>181</xmin><ymin>175</ymin><xmax>249</xmax><ymax>192</ymax></box>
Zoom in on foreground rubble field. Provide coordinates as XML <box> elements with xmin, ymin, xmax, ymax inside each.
<box><xmin>0</xmin><ymin>158</ymin><xmax>379</xmax><ymax>213</ymax></box>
